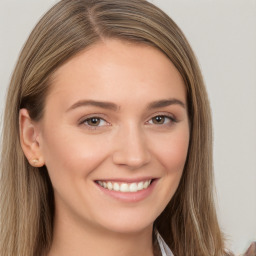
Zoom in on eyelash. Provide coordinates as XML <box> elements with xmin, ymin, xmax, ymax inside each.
<box><xmin>79</xmin><ymin>115</ymin><xmax>109</xmax><ymax>130</ymax></box>
<box><xmin>79</xmin><ymin>113</ymin><xmax>177</xmax><ymax>130</ymax></box>
<box><xmin>146</xmin><ymin>114</ymin><xmax>177</xmax><ymax>126</ymax></box>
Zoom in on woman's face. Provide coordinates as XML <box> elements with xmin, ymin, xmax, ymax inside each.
<box><xmin>36</xmin><ymin>40</ymin><xmax>190</xmax><ymax>234</ymax></box>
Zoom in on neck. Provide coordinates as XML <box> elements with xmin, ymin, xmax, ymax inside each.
<box><xmin>47</xmin><ymin>208</ymin><xmax>155</xmax><ymax>256</ymax></box>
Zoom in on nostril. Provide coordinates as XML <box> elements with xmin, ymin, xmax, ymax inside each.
<box><xmin>112</xmin><ymin>129</ymin><xmax>151</xmax><ymax>168</ymax></box>
<box><xmin>112</xmin><ymin>150</ymin><xmax>151</xmax><ymax>169</ymax></box>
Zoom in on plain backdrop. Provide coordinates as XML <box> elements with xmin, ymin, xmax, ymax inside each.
<box><xmin>0</xmin><ymin>0</ymin><xmax>255</xmax><ymax>254</ymax></box>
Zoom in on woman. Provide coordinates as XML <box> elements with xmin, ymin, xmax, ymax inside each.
<box><xmin>0</xmin><ymin>0</ymin><xmax>232</xmax><ymax>255</ymax></box>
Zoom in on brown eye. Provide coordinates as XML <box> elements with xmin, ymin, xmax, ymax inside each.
<box><xmin>152</xmin><ymin>116</ymin><xmax>165</xmax><ymax>124</ymax></box>
<box><xmin>86</xmin><ymin>118</ymin><xmax>101</xmax><ymax>126</ymax></box>
<box><xmin>82</xmin><ymin>117</ymin><xmax>108</xmax><ymax>127</ymax></box>
<box><xmin>148</xmin><ymin>115</ymin><xmax>176</xmax><ymax>126</ymax></box>
<box><xmin>80</xmin><ymin>116</ymin><xmax>109</xmax><ymax>130</ymax></box>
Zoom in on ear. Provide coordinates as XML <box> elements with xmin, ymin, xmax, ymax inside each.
<box><xmin>19</xmin><ymin>108</ymin><xmax>45</xmax><ymax>167</ymax></box>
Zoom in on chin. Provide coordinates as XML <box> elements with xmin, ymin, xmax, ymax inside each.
<box><xmin>90</xmin><ymin>207</ymin><xmax>160</xmax><ymax>235</ymax></box>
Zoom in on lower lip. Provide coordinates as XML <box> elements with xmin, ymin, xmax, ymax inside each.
<box><xmin>95</xmin><ymin>179</ymin><xmax>158</xmax><ymax>203</ymax></box>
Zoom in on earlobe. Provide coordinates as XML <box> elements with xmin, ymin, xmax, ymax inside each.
<box><xmin>19</xmin><ymin>108</ymin><xmax>45</xmax><ymax>167</ymax></box>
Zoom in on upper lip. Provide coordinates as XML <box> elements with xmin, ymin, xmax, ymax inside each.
<box><xmin>94</xmin><ymin>177</ymin><xmax>157</xmax><ymax>183</ymax></box>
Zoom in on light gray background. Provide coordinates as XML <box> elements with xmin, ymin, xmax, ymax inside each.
<box><xmin>0</xmin><ymin>0</ymin><xmax>255</xmax><ymax>254</ymax></box>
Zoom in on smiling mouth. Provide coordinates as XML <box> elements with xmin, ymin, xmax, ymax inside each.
<box><xmin>95</xmin><ymin>179</ymin><xmax>153</xmax><ymax>193</ymax></box>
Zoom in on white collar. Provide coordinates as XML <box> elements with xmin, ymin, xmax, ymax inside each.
<box><xmin>155</xmin><ymin>230</ymin><xmax>174</xmax><ymax>256</ymax></box>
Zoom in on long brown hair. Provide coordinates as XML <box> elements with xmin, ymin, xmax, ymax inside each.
<box><xmin>0</xmin><ymin>0</ymin><xmax>230</xmax><ymax>255</ymax></box>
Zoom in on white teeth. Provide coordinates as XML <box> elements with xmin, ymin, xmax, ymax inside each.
<box><xmin>120</xmin><ymin>183</ymin><xmax>129</xmax><ymax>192</ymax></box>
<box><xmin>129</xmin><ymin>183</ymin><xmax>138</xmax><ymax>192</ymax></box>
<box><xmin>107</xmin><ymin>181</ymin><xmax>113</xmax><ymax>190</ymax></box>
<box><xmin>107</xmin><ymin>182</ymin><xmax>113</xmax><ymax>190</ymax></box>
<box><xmin>137</xmin><ymin>181</ymin><xmax>144</xmax><ymax>190</ymax></box>
<box><xmin>97</xmin><ymin>180</ymin><xmax>152</xmax><ymax>192</ymax></box>
<box><xmin>143</xmin><ymin>180</ymin><xmax>150</xmax><ymax>189</ymax></box>
<box><xmin>113</xmin><ymin>182</ymin><xmax>119</xmax><ymax>191</ymax></box>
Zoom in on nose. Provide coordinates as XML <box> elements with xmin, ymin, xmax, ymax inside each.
<box><xmin>112</xmin><ymin>124</ymin><xmax>151</xmax><ymax>169</ymax></box>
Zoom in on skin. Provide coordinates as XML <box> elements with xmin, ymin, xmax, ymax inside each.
<box><xmin>20</xmin><ymin>39</ymin><xmax>190</xmax><ymax>256</ymax></box>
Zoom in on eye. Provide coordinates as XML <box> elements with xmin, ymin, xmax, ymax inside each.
<box><xmin>148</xmin><ymin>115</ymin><xmax>176</xmax><ymax>125</ymax></box>
<box><xmin>82</xmin><ymin>117</ymin><xmax>109</xmax><ymax>128</ymax></box>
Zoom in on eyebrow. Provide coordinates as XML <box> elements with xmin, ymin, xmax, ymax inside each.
<box><xmin>66</xmin><ymin>100</ymin><xmax>119</xmax><ymax>112</ymax></box>
<box><xmin>66</xmin><ymin>98</ymin><xmax>186</xmax><ymax>112</ymax></box>
<box><xmin>146</xmin><ymin>99</ymin><xmax>186</xmax><ymax>109</ymax></box>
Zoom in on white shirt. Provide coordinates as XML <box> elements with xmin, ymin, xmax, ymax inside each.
<box><xmin>156</xmin><ymin>230</ymin><xmax>174</xmax><ymax>256</ymax></box>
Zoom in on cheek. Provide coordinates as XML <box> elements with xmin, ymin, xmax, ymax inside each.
<box><xmin>165</xmin><ymin>138</ymin><xmax>189</xmax><ymax>172</ymax></box>
<box><xmin>158</xmin><ymin>134</ymin><xmax>189</xmax><ymax>202</ymax></box>
<box><xmin>40</xmin><ymin>126</ymin><xmax>110</xmax><ymax>181</ymax></box>
<box><xmin>151</xmin><ymin>130</ymin><xmax>189</xmax><ymax>173</ymax></box>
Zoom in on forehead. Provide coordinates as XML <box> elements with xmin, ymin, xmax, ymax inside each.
<box><xmin>47</xmin><ymin>39</ymin><xmax>186</xmax><ymax>108</ymax></box>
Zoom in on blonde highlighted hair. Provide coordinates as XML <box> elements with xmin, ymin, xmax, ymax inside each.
<box><xmin>0</xmin><ymin>0</ymin><xmax>231</xmax><ymax>255</ymax></box>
